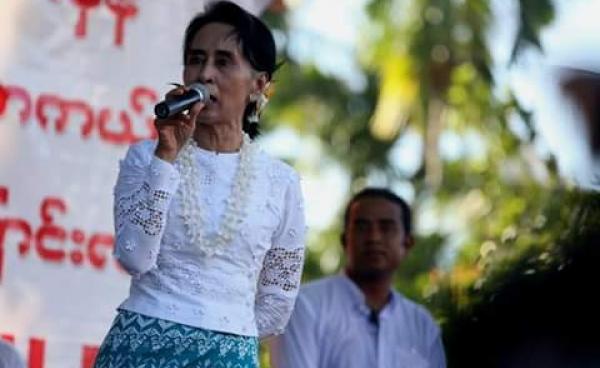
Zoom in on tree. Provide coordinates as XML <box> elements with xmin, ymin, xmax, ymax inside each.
<box><xmin>263</xmin><ymin>0</ymin><xmax>558</xmax><ymax>288</ymax></box>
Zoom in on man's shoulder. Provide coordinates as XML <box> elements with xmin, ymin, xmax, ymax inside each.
<box><xmin>299</xmin><ymin>275</ymin><xmax>343</xmax><ymax>300</ymax></box>
<box><xmin>392</xmin><ymin>290</ymin><xmax>440</xmax><ymax>330</ymax></box>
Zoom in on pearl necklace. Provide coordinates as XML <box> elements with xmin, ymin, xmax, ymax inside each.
<box><xmin>176</xmin><ymin>134</ymin><xmax>258</xmax><ymax>256</ymax></box>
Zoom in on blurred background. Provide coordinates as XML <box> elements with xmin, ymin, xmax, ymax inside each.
<box><xmin>2</xmin><ymin>0</ymin><xmax>600</xmax><ymax>367</ymax></box>
<box><xmin>258</xmin><ymin>0</ymin><xmax>600</xmax><ymax>366</ymax></box>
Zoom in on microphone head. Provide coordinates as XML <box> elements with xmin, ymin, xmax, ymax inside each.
<box><xmin>154</xmin><ymin>103</ymin><xmax>170</xmax><ymax>119</ymax></box>
<box><xmin>188</xmin><ymin>83</ymin><xmax>210</xmax><ymax>103</ymax></box>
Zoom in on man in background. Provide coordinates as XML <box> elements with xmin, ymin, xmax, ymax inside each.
<box><xmin>270</xmin><ymin>187</ymin><xmax>446</xmax><ymax>368</ymax></box>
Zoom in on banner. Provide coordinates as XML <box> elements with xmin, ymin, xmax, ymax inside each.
<box><xmin>0</xmin><ymin>0</ymin><xmax>271</xmax><ymax>366</ymax></box>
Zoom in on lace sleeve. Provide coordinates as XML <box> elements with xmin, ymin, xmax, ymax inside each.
<box><xmin>255</xmin><ymin>172</ymin><xmax>306</xmax><ymax>339</ymax></box>
<box><xmin>113</xmin><ymin>141</ymin><xmax>180</xmax><ymax>276</ymax></box>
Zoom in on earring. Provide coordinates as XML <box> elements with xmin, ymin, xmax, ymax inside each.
<box><xmin>248</xmin><ymin>92</ymin><xmax>268</xmax><ymax>123</ymax></box>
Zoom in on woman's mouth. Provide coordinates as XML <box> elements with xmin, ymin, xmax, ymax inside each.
<box><xmin>365</xmin><ymin>250</ymin><xmax>385</xmax><ymax>256</ymax></box>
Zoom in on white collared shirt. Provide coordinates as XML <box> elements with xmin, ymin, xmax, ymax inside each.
<box><xmin>270</xmin><ymin>275</ymin><xmax>446</xmax><ymax>368</ymax></box>
<box><xmin>112</xmin><ymin>140</ymin><xmax>306</xmax><ymax>338</ymax></box>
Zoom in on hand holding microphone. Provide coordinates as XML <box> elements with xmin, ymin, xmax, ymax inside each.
<box><xmin>153</xmin><ymin>83</ymin><xmax>209</xmax><ymax>162</ymax></box>
<box><xmin>154</xmin><ymin>83</ymin><xmax>210</xmax><ymax>119</ymax></box>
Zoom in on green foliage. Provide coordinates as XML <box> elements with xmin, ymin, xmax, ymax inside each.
<box><xmin>439</xmin><ymin>191</ymin><xmax>600</xmax><ymax>366</ymax></box>
<box><xmin>264</xmin><ymin>60</ymin><xmax>392</xmax><ymax>178</ymax></box>
<box><xmin>511</xmin><ymin>0</ymin><xmax>555</xmax><ymax>62</ymax></box>
<box><xmin>394</xmin><ymin>232</ymin><xmax>446</xmax><ymax>301</ymax></box>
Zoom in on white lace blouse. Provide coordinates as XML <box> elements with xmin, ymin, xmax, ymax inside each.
<box><xmin>112</xmin><ymin>140</ymin><xmax>306</xmax><ymax>339</ymax></box>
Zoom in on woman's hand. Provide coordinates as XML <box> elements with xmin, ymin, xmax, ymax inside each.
<box><xmin>154</xmin><ymin>85</ymin><xmax>205</xmax><ymax>162</ymax></box>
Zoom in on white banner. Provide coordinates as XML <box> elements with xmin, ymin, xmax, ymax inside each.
<box><xmin>0</xmin><ymin>0</ymin><xmax>270</xmax><ymax>367</ymax></box>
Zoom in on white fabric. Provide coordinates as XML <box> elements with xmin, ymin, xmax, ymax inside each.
<box><xmin>0</xmin><ymin>341</ymin><xmax>25</xmax><ymax>368</ymax></box>
<box><xmin>270</xmin><ymin>274</ymin><xmax>446</xmax><ymax>368</ymax></box>
<box><xmin>112</xmin><ymin>140</ymin><xmax>306</xmax><ymax>339</ymax></box>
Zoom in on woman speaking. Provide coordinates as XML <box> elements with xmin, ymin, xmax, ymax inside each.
<box><xmin>94</xmin><ymin>2</ymin><xmax>306</xmax><ymax>366</ymax></box>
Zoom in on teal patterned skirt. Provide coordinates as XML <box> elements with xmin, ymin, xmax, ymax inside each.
<box><xmin>94</xmin><ymin>310</ymin><xmax>259</xmax><ymax>368</ymax></box>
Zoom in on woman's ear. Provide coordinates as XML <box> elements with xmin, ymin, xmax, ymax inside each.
<box><xmin>252</xmin><ymin>71</ymin><xmax>269</xmax><ymax>95</ymax></box>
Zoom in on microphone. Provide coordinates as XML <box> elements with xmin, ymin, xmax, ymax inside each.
<box><xmin>154</xmin><ymin>83</ymin><xmax>210</xmax><ymax>119</ymax></box>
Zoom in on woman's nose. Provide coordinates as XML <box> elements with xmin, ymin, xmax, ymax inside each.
<box><xmin>198</xmin><ymin>62</ymin><xmax>216</xmax><ymax>83</ymax></box>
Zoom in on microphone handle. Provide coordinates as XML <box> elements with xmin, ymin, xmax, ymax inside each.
<box><xmin>154</xmin><ymin>90</ymin><xmax>203</xmax><ymax>119</ymax></box>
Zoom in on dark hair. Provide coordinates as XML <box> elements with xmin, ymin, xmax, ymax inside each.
<box><xmin>342</xmin><ymin>187</ymin><xmax>413</xmax><ymax>238</ymax></box>
<box><xmin>183</xmin><ymin>1</ymin><xmax>277</xmax><ymax>139</ymax></box>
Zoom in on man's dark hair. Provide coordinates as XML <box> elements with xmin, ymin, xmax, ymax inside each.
<box><xmin>182</xmin><ymin>1</ymin><xmax>277</xmax><ymax>139</ymax></box>
<box><xmin>342</xmin><ymin>187</ymin><xmax>413</xmax><ymax>237</ymax></box>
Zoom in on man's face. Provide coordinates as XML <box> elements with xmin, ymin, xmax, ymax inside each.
<box><xmin>344</xmin><ymin>197</ymin><xmax>411</xmax><ymax>280</ymax></box>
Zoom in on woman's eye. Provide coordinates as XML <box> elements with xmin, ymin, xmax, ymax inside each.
<box><xmin>187</xmin><ymin>56</ymin><xmax>202</xmax><ymax>65</ymax></box>
<box><xmin>216</xmin><ymin>58</ymin><xmax>229</xmax><ymax>67</ymax></box>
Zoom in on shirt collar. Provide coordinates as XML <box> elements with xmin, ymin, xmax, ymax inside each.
<box><xmin>338</xmin><ymin>271</ymin><xmax>398</xmax><ymax>317</ymax></box>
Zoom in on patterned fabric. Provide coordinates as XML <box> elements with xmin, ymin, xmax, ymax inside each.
<box><xmin>116</xmin><ymin>182</ymin><xmax>171</xmax><ymax>236</ymax></box>
<box><xmin>259</xmin><ymin>247</ymin><xmax>304</xmax><ymax>292</ymax></box>
<box><xmin>94</xmin><ymin>310</ymin><xmax>259</xmax><ymax>368</ymax></box>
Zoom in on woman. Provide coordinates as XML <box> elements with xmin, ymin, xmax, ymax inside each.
<box><xmin>94</xmin><ymin>2</ymin><xmax>306</xmax><ymax>367</ymax></box>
